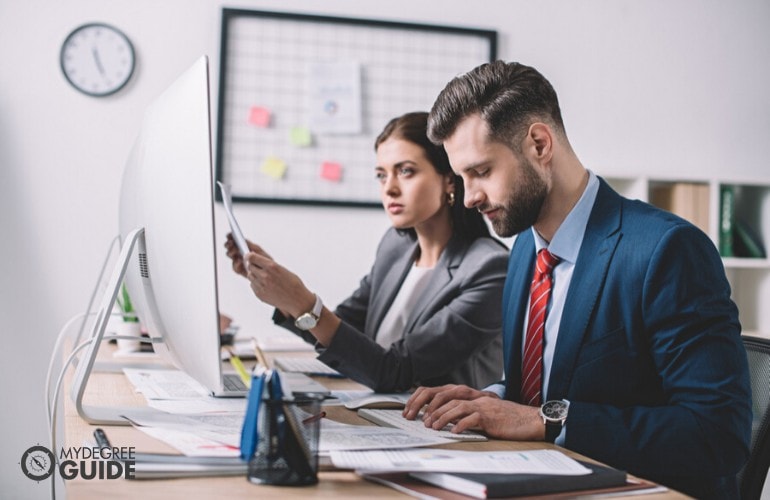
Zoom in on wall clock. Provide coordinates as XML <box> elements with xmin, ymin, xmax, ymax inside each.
<box><xmin>60</xmin><ymin>22</ymin><xmax>136</xmax><ymax>97</ymax></box>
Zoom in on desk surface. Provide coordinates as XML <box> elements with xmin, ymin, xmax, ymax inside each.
<box><xmin>63</xmin><ymin>344</ymin><xmax>688</xmax><ymax>499</ymax></box>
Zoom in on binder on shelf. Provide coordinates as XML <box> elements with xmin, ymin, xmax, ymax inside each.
<box><xmin>719</xmin><ymin>185</ymin><xmax>735</xmax><ymax>257</ymax></box>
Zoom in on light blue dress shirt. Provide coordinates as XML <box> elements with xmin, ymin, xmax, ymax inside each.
<box><xmin>486</xmin><ymin>170</ymin><xmax>599</xmax><ymax>444</ymax></box>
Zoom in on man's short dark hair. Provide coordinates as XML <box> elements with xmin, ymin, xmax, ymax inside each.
<box><xmin>428</xmin><ymin>61</ymin><xmax>566</xmax><ymax>151</ymax></box>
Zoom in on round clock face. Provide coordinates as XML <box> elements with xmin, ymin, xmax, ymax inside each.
<box><xmin>60</xmin><ymin>23</ymin><xmax>135</xmax><ymax>97</ymax></box>
<box><xmin>20</xmin><ymin>445</ymin><xmax>56</xmax><ymax>482</ymax></box>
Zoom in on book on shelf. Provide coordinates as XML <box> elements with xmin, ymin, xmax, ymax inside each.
<box><xmin>649</xmin><ymin>182</ymin><xmax>710</xmax><ymax>235</ymax></box>
<box><xmin>719</xmin><ymin>184</ymin><xmax>735</xmax><ymax>257</ymax></box>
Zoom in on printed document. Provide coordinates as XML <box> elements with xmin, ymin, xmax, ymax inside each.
<box><xmin>330</xmin><ymin>449</ymin><xmax>592</xmax><ymax>475</ymax></box>
<box><xmin>217</xmin><ymin>181</ymin><xmax>249</xmax><ymax>257</ymax></box>
<box><xmin>319</xmin><ymin>420</ymin><xmax>453</xmax><ymax>452</ymax></box>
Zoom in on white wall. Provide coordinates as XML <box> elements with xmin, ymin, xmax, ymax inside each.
<box><xmin>2</xmin><ymin>0</ymin><xmax>768</xmax><ymax>497</ymax></box>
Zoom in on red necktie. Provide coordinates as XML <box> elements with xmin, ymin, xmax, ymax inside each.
<box><xmin>521</xmin><ymin>248</ymin><xmax>559</xmax><ymax>406</ymax></box>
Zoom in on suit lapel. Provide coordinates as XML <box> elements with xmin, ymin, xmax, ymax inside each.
<box><xmin>403</xmin><ymin>236</ymin><xmax>464</xmax><ymax>333</ymax></box>
<box><xmin>546</xmin><ymin>180</ymin><xmax>622</xmax><ymax>400</ymax></box>
<box><xmin>503</xmin><ymin>231</ymin><xmax>536</xmax><ymax>401</ymax></box>
<box><xmin>368</xmin><ymin>239</ymin><xmax>418</xmax><ymax>335</ymax></box>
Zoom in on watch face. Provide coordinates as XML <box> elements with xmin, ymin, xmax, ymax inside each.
<box><xmin>541</xmin><ymin>400</ymin><xmax>569</xmax><ymax>421</ymax></box>
<box><xmin>294</xmin><ymin>313</ymin><xmax>318</xmax><ymax>331</ymax></box>
<box><xmin>60</xmin><ymin>23</ymin><xmax>135</xmax><ymax>97</ymax></box>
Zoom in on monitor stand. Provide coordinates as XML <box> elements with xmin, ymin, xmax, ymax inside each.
<box><xmin>70</xmin><ymin>227</ymin><xmax>163</xmax><ymax>425</ymax></box>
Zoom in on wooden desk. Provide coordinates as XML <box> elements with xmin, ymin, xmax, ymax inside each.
<box><xmin>63</xmin><ymin>346</ymin><xmax>687</xmax><ymax>499</ymax></box>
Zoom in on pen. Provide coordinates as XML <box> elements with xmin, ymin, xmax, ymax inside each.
<box><xmin>301</xmin><ymin>411</ymin><xmax>326</xmax><ymax>425</ymax></box>
<box><xmin>226</xmin><ymin>348</ymin><xmax>252</xmax><ymax>388</ymax></box>
<box><xmin>94</xmin><ymin>428</ymin><xmax>111</xmax><ymax>450</ymax></box>
<box><xmin>251</xmin><ymin>337</ymin><xmax>271</xmax><ymax>369</ymax></box>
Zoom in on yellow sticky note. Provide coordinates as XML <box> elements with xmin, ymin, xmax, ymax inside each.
<box><xmin>289</xmin><ymin>126</ymin><xmax>312</xmax><ymax>147</ymax></box>
<box><xmin>320</xmin><ymin>161</ymin><xmax>343</xmax><ymax>182</ymax></box>
<box><xmin>248</xmin><ymin>106</ymin><xmax>271</xmax><ymax>127</ymax></box>
<box><xmin>260</xmin><ymin>156</ymin><xmax>287</xmax><ymax>179</ymax></box>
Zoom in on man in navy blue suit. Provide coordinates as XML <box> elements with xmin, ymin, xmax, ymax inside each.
<box><xmin>403</xmin><ymin>61</ymin><xmax>751</xmax><ymax>499</ymax></box>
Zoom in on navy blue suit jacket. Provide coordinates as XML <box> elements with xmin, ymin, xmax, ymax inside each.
<box><xmin>501</xmin><ymin>179</ymin><xmax>751</xmax><ymax>499</ymax></box>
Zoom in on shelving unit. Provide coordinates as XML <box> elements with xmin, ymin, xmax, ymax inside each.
<box><xmin>603</xmin><ymin>175</ymin><xmax>770</xmax><ymax>339</ymax></box>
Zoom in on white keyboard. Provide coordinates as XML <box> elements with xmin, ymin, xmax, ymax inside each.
<box><xmin>357</xmin><ymin>409</ymin><xmax>487</xmax><ymax>442</ymax></box>
<box><xmin>274</xmin><ymin>356</ymin><xmax>342</xmax><ymax>377</ymax></box>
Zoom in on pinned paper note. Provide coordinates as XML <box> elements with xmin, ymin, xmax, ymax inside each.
<box><xmin>320</xmin><ymin>162</ymin><xmax>343</xmax><ymax>182</ymax></box>
<box><xmin>289</xmin><ymin>126</ymin><xmax>313</xmax><ymax>147</ymax></box>
<box><xmin>260</xmin><ymin>157</ymin><xmax>287</xmax><ymax>179</ymax></box>
<box><xmin>248</xmin><ymin>106</ymin><xmax>271</xmax><ymax>127</ymax></box>
<box><xmin>307</xmin><ymin>61</ymin><xmax>362</xmax><ymax>134</ymax></box>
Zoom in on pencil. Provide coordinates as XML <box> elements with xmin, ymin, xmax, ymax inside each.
<box><xmin>226</xmin><ymin>347</ymin><xmax>251</xmax><ymax>387</ymax></box>
<box><xmin>251</xmin><ymin>337</ymin><xmax>271</xmax><ymax>369</ymax></box>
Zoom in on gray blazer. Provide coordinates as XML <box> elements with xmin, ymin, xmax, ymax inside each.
<box><xmin>275</xmin><ymin>227</ymin><xmax>507</xmax><ymax>392</ymax></box>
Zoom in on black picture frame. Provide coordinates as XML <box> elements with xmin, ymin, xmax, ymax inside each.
<box><xmin>215</xmin><ymin>8</ymin><xmax>497</xmax><ymax>207</ymax></box>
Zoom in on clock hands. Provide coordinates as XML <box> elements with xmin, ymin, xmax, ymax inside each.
<box><xmin>92</xmin><ymin>47</ymin><xmax>106</xmax><ymax>76</ymax></box>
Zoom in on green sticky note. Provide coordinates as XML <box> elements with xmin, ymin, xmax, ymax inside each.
<box><xmin>289</xmin><ymin>126</ymin><xmax>312</xmax><ymax>147</ymax></box>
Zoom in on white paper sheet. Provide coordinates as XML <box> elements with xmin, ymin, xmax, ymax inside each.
<box><xmin>217</xmin><ymin>181</ymin><xmax>249</xmax><ymax>257</ymax></box>
<box><xmin>319</xmin><ymin>420</ymin><xmax>453</xmax><ymax>452</ymax></box>
<box><xmin>306</xmin><ymin>61</ymin><xmax>362</xmax><ymax>134</ymax></box>
<box><xmin>147</xmin><ymin>397</ymin><xmax>246</xmax><ymax>414</ymax></box>
<box><xmin>123</xmin><ymin>368</ymin><xmax>210</xmax><ymax>400</ymax></box>
<box><xmin>134</xmin><ymin>426</ymin><xmax>241</xmax><ymax>458</ymax></box>
<box><xmin>330</xmin><ymin>449</ymin><xmax>592</xmax><ymax>475</ymax></box>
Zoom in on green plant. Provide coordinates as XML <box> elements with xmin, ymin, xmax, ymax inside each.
<box><xmin>117</xmin><ymin>283</ymin><xmax>139</xmax><ymax>323</ymax></box>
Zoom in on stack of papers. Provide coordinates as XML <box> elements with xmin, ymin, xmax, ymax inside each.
<box><xmin>330</xmin><ymin>449</ymin><xmax>591</xmax><ymax>475</ymax></box>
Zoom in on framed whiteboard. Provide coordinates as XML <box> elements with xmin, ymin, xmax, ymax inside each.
<box><xmin>215</xmin><ymin>8</ymin><xmax>497</xmax><ymax>207</ymax></box>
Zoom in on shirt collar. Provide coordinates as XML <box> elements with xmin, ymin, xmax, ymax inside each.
<box><xmin>532</xmin><ymin>169</ymin><xmax>599</xmax><ymax>264</ymax></box>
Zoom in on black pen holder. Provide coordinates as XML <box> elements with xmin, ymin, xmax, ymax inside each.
<box><xmin>247</xmin><ymin>397</ymin><xmax>322</xmax><ymax>486</ymax></box>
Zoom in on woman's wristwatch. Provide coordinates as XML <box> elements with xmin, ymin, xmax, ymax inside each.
<box><xmin>294</xmin><ymin>294</ymin><xmax>323</xmax><ymax>330</ymax></box>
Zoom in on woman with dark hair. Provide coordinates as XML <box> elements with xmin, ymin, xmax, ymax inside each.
<box><xmin>225</xmin><ymin>111</ymin><xmax>507</xmax><ymax>392</ymax></box>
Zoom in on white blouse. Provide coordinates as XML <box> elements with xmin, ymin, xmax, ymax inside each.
<box><xmin>375</xmin><ymin>264</ymin><xmax>435</xmax><ymax>348</ymax></box>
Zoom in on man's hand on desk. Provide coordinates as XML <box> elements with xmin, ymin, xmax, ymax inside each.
<box><xmin>403</xmin><ymin>384</ymin><xmax>545</xmax><ymax>441</ymax></box>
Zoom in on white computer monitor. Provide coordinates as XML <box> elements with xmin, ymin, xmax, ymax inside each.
<box><xmin>71</xmin><ymin>56</ymin><xmax>228</xmax><ymax>424</ymax></box>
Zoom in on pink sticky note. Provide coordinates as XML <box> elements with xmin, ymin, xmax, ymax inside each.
<box><xmin>248</xmin><ymin>106</ymin><xmax>271</xmax><ymax>127</ymax></box>
<box><xmin>320</xmin><ymin>162</ymin><xmax>343</xmax><ymax>182</ymax></box>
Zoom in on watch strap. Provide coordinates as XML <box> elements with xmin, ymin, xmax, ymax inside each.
<box><xmin>544</xmin><ymin>420</ymin><xmax>562</xmax><ymax>443</ymax></box>
<box><xmin>309</xmin><ymin>293</ymin><xmax>323</xmax><ymax>318</ymax></box>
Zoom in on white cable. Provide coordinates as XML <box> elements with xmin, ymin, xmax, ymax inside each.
<box><xmin>46</xmin><ymin>312</ymin><xmax>89</xmax><ymax>427</ymax></box>
<box><xmin>73</xmin><ymin>235</ymin><xmax>120</xmax><ymax>347</ymax></box>
<box><xmin>48</xmin><ymin>333</ymin><xmax>158</xmax><ymax>500</ymax></box>
<box><xmin>49</xmin><ymin>337</ymin><xmax>92</xmax><ymax>500</ymax></box>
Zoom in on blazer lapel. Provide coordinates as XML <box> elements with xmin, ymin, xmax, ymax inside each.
<box><xmin>546</xmin><ymin>180</ymin><xmax>622</xmax><ymax>400</ymax></box>
<box><xmin>367</xmin><ymin>239</ymin><xmax>418</xmax><ymax>336</ymax></box>
<box><xmin>403</xmin><ymin>236</ymin><xmax>464</xmax><ymax>333</ymax></box>
<box><xmin>503</xmin><ymin>231</ymin><xmax>536</xmax><ymax>401</ymax></box>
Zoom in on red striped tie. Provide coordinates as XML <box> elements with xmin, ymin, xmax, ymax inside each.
<box><xmin>521</xmin><ymin>248</ymin><xmax>559</xmax><ymax>406</ymax></box>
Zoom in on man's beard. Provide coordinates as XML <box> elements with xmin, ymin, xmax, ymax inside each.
<box><xmin>482</xmin><ymin>158</ymin><xmax>547</xmax><ymax>238</ymax></box>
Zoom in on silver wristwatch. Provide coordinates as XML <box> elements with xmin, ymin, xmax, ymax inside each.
<box><xmin>294</xmin><ymin>294</ymin><xmax>323</xmax><ymax>331</ymax></box>
<box><xmin>540</xmin><ymin>399</ymin><xmax>569</xmax><ymax>443</ymax></box>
